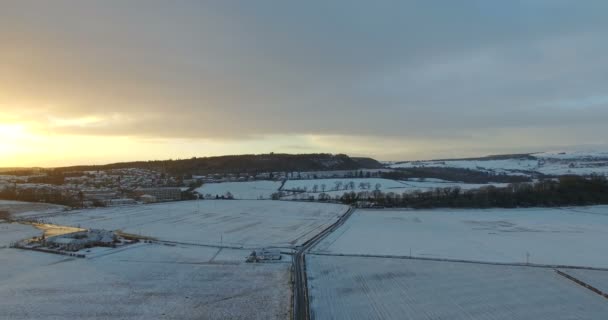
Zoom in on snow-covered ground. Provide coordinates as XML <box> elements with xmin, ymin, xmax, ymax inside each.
<box><xmin>389</xmin><ymin>158</ymin><xmax>539</xmax><ymax>175</ymax></box>
<box><xmin>281</xmin><ymin>178</ymin><xmax>504</xmax><ymax>200</ymax></box>
<box><xmin>45</xmin><ymin>200</ymin><xmax>349</xmax><ymax>248</ymax></box>
<box><xmin>307</xmin><ymin>255</ymin><xmax>608</xmax><ymax>320</ymax></box>
<box><xmin>196</xmin><ymin>180</ymin><xmax>282</xmax><ymax>199</ymax></box>
<box><xmin>399</xmin><ymin>180</ymin><xmax>509</xmax><ymax>191</ymax></box>
<box><xmin>0</xmin><ymin>244</ymin><xmax>291</xmax><ymax>320</ymax></box>
<box><xmin>0</xmin><ymin>223</ymin><xmax>41</xmax><ymax>247</ymax></box>
<box><xmin>0</xmin><ymin>200</ymin><xmax>66</xmax><ymax>219</ymax></box>
<box><xmin>312</xmin><ymin>206</ymin><xmax>608</xmax><ymax>268</ymax></box>
<box><xmin>389</xmin><ymin>151</ymin><xmax>608</xmax><ymax>177</ymax></box>
<box><xmin>559</xmin><ymin>268</ymin><xmax>608</xmax><ymax>295</ymax></box>
<box><xmin>282</xmin><ymin>178</ymin><xmax>407</xmax><ymax>192</ymax></box>
<box><xmin>533</xmin><ymin>151</ymin><xmax>608</xmax><ymax>160</ymax></box>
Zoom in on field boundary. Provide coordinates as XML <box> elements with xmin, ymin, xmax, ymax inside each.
<box><xmin>555</xmin><ymin>269</ymin><xmax>608</xmax><ymax>300</ymax></box>
<box><xmin>308</xmin><ymin>252</ymin><xmax>608</xmax><ymax>272</ymax></box>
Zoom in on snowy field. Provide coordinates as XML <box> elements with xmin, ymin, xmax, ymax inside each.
<box><xmin>559</xmin><ymin>268</ymin><xmax>608</xmax><ymax>294</ymax></box>
<box><xmin>389</xmin><ymin>158</ymin><xmax>539</xmax><ymax>175</ymax></box>
<box><xmin>281</xmin><ymin>178</ymin><xmax>503</xmax><ymax>200</ymax></box>
<box><xmin>282</xmin><ymin>178</ymin><xmax>406</xmax><ymax>192</ymax></box>
<box><xmin>389</xmin><ymin>151</ymin><xmax>608</xmax><ymax>177</ymax></box>
<box><xmin>45</xmin><ymin>200</ymin><xmax>348</xmax><ymax>248</ymax></box>
<box><xmin>307</xmin><ymin>255</ymin><xmax>608</xmax><ymax>320</ymax></box>
<box><xmin>312</xmin><ymin>206</ymin><xmax>608</xmax><ymax>268</ymax></box>
<box><xmin>196</xmin><ymin>180</ymin><xmax>282</xmax><ymax>199</ymax></box>
<box><xmin>0</xmin><ymin>200</ymin><xmax>66</xmax><ymax>219</ymax></box>
<box><xmin>0</xmin><ymin>244</ymin><xmax>290</xmax><ymax>320</ymax></box>
<box><xmin>0</xmin><ymin>222</ymin><xmax>41</xmax><ymax>247</ymax></box>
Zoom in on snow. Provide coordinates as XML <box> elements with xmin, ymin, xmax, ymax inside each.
<box><xmin>283</xmin><ymin>178</ymin><xmax>407</xmax><ymax>192</ymax></box>
<box><xmin>307</xmin><ymin>255</ymin><xmax>608</xmax><ymax>320</ymax></box>
<box><xmin>312</xmin><ymin>206</ymin><xmax>608</xmax><ymax>268</ymax></box>
<box><xmin>399</xmin><ymin>180</ymin><xmax>509</xmax><ymax>191</ymax></box>
<box><xmin>0</xmin><ymin>223</ymin><xmax>41</xmax><ymax>247</ymax></box>
<box><xmin>533</xmin><ymin>150</ymin><xmax>608</xmax><ymax>160</ymax></box>
<box><xmin>45</xmin><ymin>200</ymin><xmax>349</xmax><ymax>248</ymax></box>
<box><xmin>196</xmin><ymin>180</ymin><xmax>282</xmax><ymax>199</ymax></box>
<box><xmin>389</xmin><ymin>151</ymin><xmax>608</xmax><ymax>177</ymax></box>
<box><xmin>558</xmin><ymin>268</ymin><xmax>608</xmax><ymax>294</ymax></box>
<box><xmin>0</xmin><ymin>200</ymin><xmax>66</xmax><ymax>219</ymax></box>
<box><xmin>389</xmin><ymin>158</ymin><xmax>539</xmax><ymax>175</ymax></box>
<box><xmin>0</xmin><ymin>244</ymin><xmax>291</xmax><ymax>319</ymax></box>
<box><xmin>282</xmin><ymin>179</ymin><xmax>509</xmax><ymax>200</ymax></box>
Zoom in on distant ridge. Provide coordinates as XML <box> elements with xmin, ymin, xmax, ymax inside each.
<box><xmin>52</xmin><ymin>153</ymin><xmax>383</xmax><ymax>175</ymax></box>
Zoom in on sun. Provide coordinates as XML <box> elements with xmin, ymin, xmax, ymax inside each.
<box><xmin>0</xmin><ymin>124</ymin><xmax>32</xmax><ymax>163</ymax></box>
<box><xmin>0</xmin><ymin>124</ymin><xmax>26</xmax><ymax>139</ymax></box>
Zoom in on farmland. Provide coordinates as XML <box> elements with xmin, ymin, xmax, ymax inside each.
<box><xmin>45</xmin><ymin>200</ymin><xmax>349</xmax><ymax>248</ymax></box>
<box><xmin>196</xmin><ymin>180</ymin><xmax>283</xmax><ymax>199</ymax></box>
<box><xmin>0</xmin><ymin>199</ymin><xmax>347</xmax><ymax>319</ymax></box>
<box><xmin>4</xmin><ymin>193</ymin><xmax>608</xmax><ymax>319</ymax></box>
<box><xmin>280</xmin><ymin>178</ymin><xmax>505</xmax><ymax>200</ymax></box>
<box><xmin>389</xmin><ymin>151</ymin><xmax>608</xmax><ymax>177</ymax></box>
<box><xmin>0</xmin><ymin>243</ymin><xmax>290</xmax><ymax>320</ymax></box>
<box><xmin>312</xmin><ymin>206</ymin><xmax>608</xmax><ymax>268</ymax></box>
<box><xmin>307</xmin><ymin>255</ymin><xmax>608</xmax><ymax>320</ymax></box>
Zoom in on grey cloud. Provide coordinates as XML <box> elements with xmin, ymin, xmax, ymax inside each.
<box><xmin>1</xmin><ymin>0</ymin><xmax>608</xmax><ymax>151</ymax></box>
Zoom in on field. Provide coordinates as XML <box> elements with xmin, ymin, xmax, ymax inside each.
<box><xmin>0</xmin><ymin>200</ymin><xmax>337</xmax><ymax>319</ymax></box>
<box><xmin>0</xmin><ymin>244</ymin><xmax>290</xmax><ymax>320</ymax></box>
<box><xmin>313</xmin><ymin>206</ymin><xmax>608</xmax><ymax>268</ymax></box>
<box><xmin>389</xmin><ymin>151</ymin><xmax>608</xmax><ymax>177</ymax></box>
<box><xmin>307</xmin><ymin>255</ymin><xmax>608</xmax><ymax>320</ymax></box>
<box><xmin>0</xmin><ymin>222</ymin><xmax>41</xmax><ymax>248</ymax></box>
<box><xmin>282</xmin><ymin>178</ymin><xmax>407</xmax><ymax>191</ymax></box>
<box><xmin>0</xmin><ymin>200</ymin><xmax>67</xmax><ymax>219</ymax></box>
<box><xmin>559</xmin><ymin>268</ymin><xmax>608</xmax><ymax>294</ymax></box>
<box><xmin>196</xmin><ymin>181</ymin><xmax>282</xmax><ymax>199</ymax></box>
<box><xmin>281</xmin><ymin>178</ymin><xmax>503</xmax><ymax>200</ymax></box>
<box><xmin>45</xmin><ymin>200</ymin><xmax>349</xmax><ymax>248</ymax></box>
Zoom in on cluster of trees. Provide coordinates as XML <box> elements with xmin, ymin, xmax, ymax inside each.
<box><xmin>382</xmin><ymin>167</ymin><xmax>533</xmax><ymax>184</ymax></box>
<box><xmin>333</xmin><ymin>175</ymin><xmax>608</xmax><ymax>209</ymax></box>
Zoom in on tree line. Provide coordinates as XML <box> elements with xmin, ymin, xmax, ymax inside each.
<box><xmin>333</xmin><ymin>175</ymin><xmax>608</xmax><ymax>208</ymax></box>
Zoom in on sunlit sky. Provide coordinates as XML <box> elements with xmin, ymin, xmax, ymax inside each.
<box><xmin>2</xmin><ymin>1</ymin><xmax>608</xmax><ymax>167</ymax></box>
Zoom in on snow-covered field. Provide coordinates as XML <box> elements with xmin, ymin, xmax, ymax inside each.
<box><xmin>559</xmin><ymin>268</ymin><xmax>608</xmax><ymax>294</ymax></box>
<box><xmin>389</xmin><ymin>151</ymin><xmax>608</xmax><ymax>177</ymax></box>
<box><xmin>389</xmin><ymin>158</ymin><xmax>538</xmax><ymax>175</ymax></box>
<box><xmin>0</xmin><ymin>200</ymin><xmax>66</xmax><ymax>219</ymax></box>
<box><xmin>196</xmin><ymin>180</ymin><xmax>282</xmax><ymax>199</ymax></box>
<box><xmin>282</xmin><ymin>178</ymin><xmax>406</xmax><ymax>192</ymax></box>
<box><xmin>45</xmin><ymin>200</ymin><xmax>348</xmax><ymax>248</ymax></box>
<box><xmin>281</xmin><ymin>178</ymin><xmax>504</xmax><ymax>200</ymax></box>
<box><xmin>0</xmin><ymin>223</ymin><xmax>41</xmax><ymax>247</ymax></box>
<box><xmin>307</xmin><ymin>255</ymin><xmax>608</xmax><ymax>320</ymax></box>
<box><xmin>399</xmin><ymin>180</ymin><xmax>509</xmax><ymax>191</ymax></box>
<box><xmin>312</xmin><ymin>206</ymin><xmax>608</xmax><ymax>268</ymax></box>
<box><xmin>0</xmin><ymin>244</ymin><xmax>290</xmax><ymax>320</ymax></box>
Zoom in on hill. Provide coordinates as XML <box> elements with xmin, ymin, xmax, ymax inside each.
<box><xmin>52</xmin><ymin>153</ymin><xmax>383</xmax><ymax>175</ymax></box>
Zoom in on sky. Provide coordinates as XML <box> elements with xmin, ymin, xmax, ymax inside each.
<box><xmin>1</xmin><ymin>1</ymin><xmax>608</xmax><ymax>167</ymax></box>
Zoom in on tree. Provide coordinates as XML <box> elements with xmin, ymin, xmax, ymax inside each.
<box><xmin>335</xmin><ymin>181</ymin><xmax>343</xmax><ymax>191</ymax></box>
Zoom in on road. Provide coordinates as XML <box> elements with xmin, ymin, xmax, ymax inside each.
<box><xmin>293</xmin><ymin>206</ymin><xmax>355</xmax><ymax>320</ymax></box>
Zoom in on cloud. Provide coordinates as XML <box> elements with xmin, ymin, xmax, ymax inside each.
<box><xmin>1</xmin><ymin>0</ymin><xmax>607</xmax><ymax>161</ymax></box>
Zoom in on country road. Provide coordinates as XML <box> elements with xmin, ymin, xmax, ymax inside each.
<box><xmin>293</xmin><ymin>207</ymin><xmax>355</xmax><ymax>320</ymax></box>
